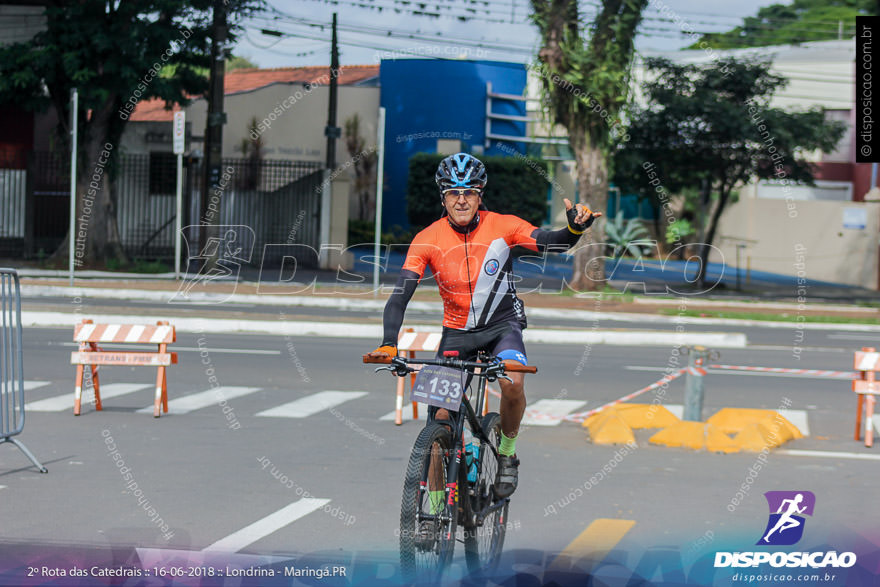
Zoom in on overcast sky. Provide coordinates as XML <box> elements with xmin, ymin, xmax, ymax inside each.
<box><xmin>232</xmin><ymin>0</ymin><xmax>786</xmax><ymax>68</ymax></box>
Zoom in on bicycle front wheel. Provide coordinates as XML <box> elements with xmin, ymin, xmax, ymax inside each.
<box><xmin>399</xmin><ymin>421</ymin><xmax>457</xmax><ymax>581</ymax></box>
<box><xmin>464</xmin><ymin>411</ymin><xmax>509</xmax><ymax>575</ymax></box>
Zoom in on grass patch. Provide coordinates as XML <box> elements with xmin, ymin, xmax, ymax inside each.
<box><xmin>661</xmin><ymin>308</ymin><xmax>880</xmax><ymax>325</ymax></box>
<box><xmin>565</xmin><ymin>285</ymin><xmax>636</xmax><ymax>302</ymax></box>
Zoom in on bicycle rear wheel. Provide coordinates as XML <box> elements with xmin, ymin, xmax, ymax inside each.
<box><xmin>464</xmin><ymin>411</ymin><xmax>509</xmax><ymax>574</ymax></box>
<box><xmin>399</xmin><ymin>421</ymin><xmax>458</xmax><ymax>581</ymax></box>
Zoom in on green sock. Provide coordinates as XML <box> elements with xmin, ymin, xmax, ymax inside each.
<box><xmin>499</xmin><ymin>432</ymin><xmax>517</xmax><ymax>457</ymax></box>
<box><xmin>428</xmin><ymin>490</ymin><xmax>445</xmax><ymax>514</ymax></box>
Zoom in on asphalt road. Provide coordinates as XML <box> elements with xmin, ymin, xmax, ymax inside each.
<box><xmin>0</xmin><ymin>324</ymin><xmax>877</xmax><ymax>585</ymax></box>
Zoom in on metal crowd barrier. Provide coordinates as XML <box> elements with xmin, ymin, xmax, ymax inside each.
<box><xmin>0</xmin><ymin>269</ymin><xmax>47</xmax><ymax>473</ymax></box>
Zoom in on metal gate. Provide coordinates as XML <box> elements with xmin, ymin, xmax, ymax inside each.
<box><xmin>0</xmin><ymin>269</ymin><xmax>47</xmax><ymax>473</ymax></box>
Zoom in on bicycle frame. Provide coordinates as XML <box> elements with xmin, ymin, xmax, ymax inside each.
<box><xmin>363</xmin><ymin>352</ymin><xmax>537</xmax><ymax>540</ymax></box>
<box><xmin>375</xmin><ymin>352</ymin><xmax>529</xmax><ymax>526</ymax></box>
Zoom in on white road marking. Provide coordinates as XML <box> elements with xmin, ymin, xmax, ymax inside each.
<box><xmin>174</xmin><ymin>346</ymin><xmax>279</xmax><ymax>355</ymax></box>
<box><xmin>256</xmin><ymin>391</ymin><xmax>368</xmax><ymax>418</ymax></box>
<box><xmin>746</xmin><ymin>345</ymin><xmax>846</xmax><ymax>353</ymax></box>
<box><xmin>625</xmin><ymin>365</ymin><xmax>851</xmax><ymax>380</ymax></box>
<box><xmin>777</xmin><ymin>449</ymin><xmax>880</xmax><ymax>461</ymax></box>
<box><xmin>380</xmin><ymin>407</ymin><xmax>428</xmax><ymax>422</ymax></box>
<box><xmin>136</xmin><ymin>386</ymin><xmax>261</xmax><ymax>414</ymax></box>
<box><xmin>201</xmin><ymin>498</ymin><xmax>331</xmax><ymax>553</ymax></box>
<box><xmin>777</xmin><ymin>409</ymin><xmax>810</xmax><ymax>436</ymax></box>
<box><xmin>22</xmin><ymin>381</ymin><xmax>50</xmax><ymax>391</ymax></box>
<box><xmin>26</xmin><ymin>383</ymin><xmax>151</xmax><ymax>412</ymax></box>
<box><xmin>522</xmin><ymin>399</ymin><xmax>586</xmax><ymax>426</ymax></box>
<box><xmin>828</xmin><ymin>333</ymin><xmax>880</xmax><ymax>341</ymax></box>
<box><xmin>874</xmin><ymin>414</ymin><xmax>880</xmax><ymax>435</ymax></box>
<box><xmin>665</xmin><ymin>404</ymin><xmax>683</xmax><ymax>419</ymax></box>
<box><xmin>25</xmin><ymin>312</ymin><xmax>749</xmax><ymax>346</ymax></box>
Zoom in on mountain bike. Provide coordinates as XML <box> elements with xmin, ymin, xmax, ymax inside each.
<box><xmin>363</xmin><ymin>350</ymin><xmax>536</xmax><ymax>581</ymax></box>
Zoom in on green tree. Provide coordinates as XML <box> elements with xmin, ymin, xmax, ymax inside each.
<box><xmin>226</xmin><ymin>54</ymin><xmax>258</xmax><ymax>71</ymax></box>
<box><xmin>0</xmin><ymin>0</ymin><xmax>262</xmax><ymax>266</ymax></box>
<box><xmin>343</xmin><ymin>113</ymin><xmax>378</xmax><ymax>222</ymax></box>
<box><xmin>530</xmin><ymin>0</ymin><xmax>647</xmax><ymax>291</ymax></box>
<box><xmin>616</xmin><ymin>57</ymin><xmax>846</xmax><ymax>286</ymax></box>
<box><xmin>407</xmin><ymin>153</ymin><xmax>549</xmax><ymax>233</ymax></box>
<box><xmin>692</xmin><ymin>0</ymin><xmax>872</xmax><ymax>49</ymax></box>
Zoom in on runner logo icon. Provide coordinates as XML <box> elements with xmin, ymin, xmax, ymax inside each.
<box><xmin>758</xmin><ymin>491</ymin><xmax>815</xmax><ymax>546</ymax></box>
<box><xmin>484</xmin><ymin>259</ymin><xmax>499</xmax><ymax>276</ymax></box>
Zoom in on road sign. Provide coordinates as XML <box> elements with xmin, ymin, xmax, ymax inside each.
<box><xmin>173</xmin><ymin>111</ymin><xmax>185</xmax><ymax>155</ymax></box>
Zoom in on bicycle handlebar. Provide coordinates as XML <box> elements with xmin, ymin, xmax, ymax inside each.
<box><xmin>362</xmin><ymin>354</ymin><xmax>537</xmax><ymax>374</ymax></box>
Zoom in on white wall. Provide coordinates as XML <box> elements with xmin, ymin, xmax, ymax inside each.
<box><xmin>186</xmin><ymin>83</ymin><xmax>380</xmax><ymax>166</ymax></box>
<box><xmin>714</xmin><ymin>196</ymin><xmax>879</xmax><ymax>289</ymax></box>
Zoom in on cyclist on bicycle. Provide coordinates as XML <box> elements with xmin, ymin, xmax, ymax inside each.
<box><xmin>368</xmin><ymin>152</ymin><xmax>600</xmax><ymax>500</ymax></box>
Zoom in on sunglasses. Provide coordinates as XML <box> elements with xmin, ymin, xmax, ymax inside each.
<box><xmin>443</xmin><ymin>188</ymin><xmax>482</xmax><ymax>201</ymax></box>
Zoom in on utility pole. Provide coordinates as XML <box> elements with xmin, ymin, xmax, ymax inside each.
<box><xmin>325</xmin><ymin>12</ymin><xmax>340</xmax><ymax>169</ymax></box>
<box><xmin>200</xmin><ymin>0</ymin><xmax>228</xmax><ymax>259</ymax></box>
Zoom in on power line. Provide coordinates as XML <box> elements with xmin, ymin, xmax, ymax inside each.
<box><xmin>245</xmin><ymin>23</ymin><xmax>501</xmax><ymax>58</ymax></box>
<box><xmin>255</xmin><ymin>12</ymin><xmax>536</xmax><ymax>52</ymax></box>
<box><xmin>274</xmin><ymin>0</ymin><xmax>532</xmax><ymax>23</ymax></box>
<box><xmin>243</xmin><ymin>30</ymin><xmax>323</xmax><ymax>57</ymax></box>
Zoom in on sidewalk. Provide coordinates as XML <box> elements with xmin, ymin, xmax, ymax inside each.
<box><xmin>12</xmin><ymin>249</ymin><xmax>880</xmax><ymax>303</ymax></box>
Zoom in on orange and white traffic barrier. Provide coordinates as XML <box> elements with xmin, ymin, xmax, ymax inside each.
<box><xmin>70</xmin><ymin>319</ymin><xmax>177</xmax><ymax>417</ymax></box>
<box><xmin>393</xmin><ymin>329</ymin><xmax>502</xmax><ymax>424</ymax></box>
<box><xmin>853</xmin><ymin>347</ymin><xmax>880</xmax><ymax>447</ymax></box>
<box><xmin>394</xmin><ymin>329</ymin><xmax>442</xmax><ymax>425</ymax></box>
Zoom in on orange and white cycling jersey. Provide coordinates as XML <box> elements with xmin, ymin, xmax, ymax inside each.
<box><xmin>402</xmin><ymin>211</ymin><xmax>539</xmax><ymax>330</ymax></box>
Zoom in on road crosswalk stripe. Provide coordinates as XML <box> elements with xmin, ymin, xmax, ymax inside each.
<box><xmin>202</xmin><ymin>498</ymin><xmax>331</xmax><ymax>553</ymax></box>
<box><xmin>778</xmin><ymin>409</ymin><xmax>810</xmax><ymax>436</ymax></box>
<box><xmin>778</xmin><ymin>449</ymin><xmax>880</xmax><ymax>461</ymax></box>
<box><xmin>522</xmin><ymin>399</ymin><xmax>586</xmax><ymax>426</ymax></box>
<box><xmin>26</xmin><ymin>383</ymin><xmax>152</xmax><ymax>412</ymax></box>
<box><xmin>256</xmin><ymin>391</ymin><xmax>368</xmax><ymax>418</ymax></box>
<box><xmin>136</xmin><ymin>386</ymin><xmax>261</xmax><ymax>414</ymax></box>
<box><xmin>379</xmin><ymin>407</ymin><xmax>428</xmax><ymax>422</ymax></box>
<box><xmin>23</xmin><ymin>381</ymin><xmax>51</xmax><ymax>392</ymax></box>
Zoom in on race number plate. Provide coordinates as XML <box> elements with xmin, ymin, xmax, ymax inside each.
<box><xmin>410</xmin><ymin>365</ymin><xmax>465</xmax><ymax>411</ymax></box>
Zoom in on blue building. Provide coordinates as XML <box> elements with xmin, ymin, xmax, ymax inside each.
<box><xmin>379</xmin><ymin>59</ymin><xmax>528</xmax><ymax>230</ymax></box>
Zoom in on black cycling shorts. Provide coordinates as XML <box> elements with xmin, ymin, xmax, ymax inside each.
<box><xmin>437</xmin><ymin>320</ymin><xmax>527</xmax><ymax>365</ymax></box>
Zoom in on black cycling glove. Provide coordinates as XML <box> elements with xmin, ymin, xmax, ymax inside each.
<box><xmin>566</xmin><ymin>206</ymin><xmax>596</xmax><ymax>234</ymax></box>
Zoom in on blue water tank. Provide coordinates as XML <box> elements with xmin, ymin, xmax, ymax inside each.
<box><xmin>379</xmin><ymin>59</ymin><xmax>527</xmax><ymax>230</ymax></box>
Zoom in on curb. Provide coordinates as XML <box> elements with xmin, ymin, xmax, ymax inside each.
<box><xmin>21</xmin><ymin>311</ymin><xmax>748</xmax><ymax>347</ymax></box>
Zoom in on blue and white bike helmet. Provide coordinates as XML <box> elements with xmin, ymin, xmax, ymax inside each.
<box><xmin>435</xmin><ymin>153</ymin><xmax>487</xmax><ymax>192</ymax></box>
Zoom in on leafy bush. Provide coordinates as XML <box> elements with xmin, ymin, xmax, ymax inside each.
<box><xmin>665</xmin><ymin>218</ymin><xmax>695</xmax><ymax>245</ymax></box>
<box><xmin>348</xmin><ymin>219</ymin><xmax>413</xmax><ymax>246</ymax></box>
<box><xmin>604</xmin><ymin>210</ymin><xmax>651</xmax><ymax>258</ymax></box>
<box><xmin>406</xmin><ymin>152</ymin><xmax>550</xmax><ymax>232</ymax></box>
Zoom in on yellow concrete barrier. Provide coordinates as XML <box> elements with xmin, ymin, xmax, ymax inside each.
<box><xmin>583</xmin><ymin>403</ymin><xmax>680</xmax><ymax>430</ymax></box>
<box><xmin>733</xmin><ymin>416</ymin><xmax>800</xmax><ymax>452</ymax></box>
<box><xmin>707</xmin><ymin>408</ymin><xmax>802</xmax><ymax>438</ymax></box>
<box><xmin>585</xmin><ymin>409</ymin><xmax>636</xmax><ymax>445</ymax></box>
<box><xmin>584</xmin><ymin>404</ymin><xmax>800</xmax><ymax>454</ymax></box>
<box><xmin>649</xmin><ymin>421</ymin><xmax>739</xmax><ymax>453</ymax></box>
